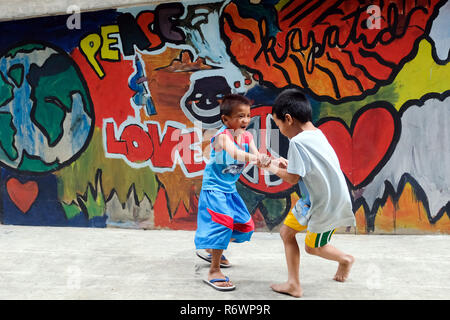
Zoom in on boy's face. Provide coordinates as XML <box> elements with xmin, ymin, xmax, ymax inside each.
<box><xmin>222</xmin><ymin>104</ymin><xmax>251</xmax><ymax>133</ymax></box>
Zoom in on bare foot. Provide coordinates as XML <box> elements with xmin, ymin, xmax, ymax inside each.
<box><xmin>205</xmin><ymin>248</ymin><xmax>231</xmax><ymax>267</ymax></box>
<box><xmin>208</xmin><ymin>270</ymin><xmax>234</xmax><ymax>288</ymax></box>
<box><xmin>270</xmin><ymin>282</ymin><xmax>303</xmax><ymax>298</ymax></box>
<box><xmin>334</xmin><ymin>255</ymin><xmax>354</xmax><ymax>282</ymax></box>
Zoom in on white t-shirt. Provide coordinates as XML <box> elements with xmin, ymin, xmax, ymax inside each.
<box><xmin>287</xmin><ymin>129</ymin><xmax>355</xmax><ymax>233</ymax></box>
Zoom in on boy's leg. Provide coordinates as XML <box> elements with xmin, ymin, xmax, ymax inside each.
<box><xmin>208</xmin><ymin>249</ymin><xmax>234</xmax><ymax>288</ymax></box>
<box><xmin>305</xmin><ymin>240</ymin><xmax>354</xmax><ymax>282</ymax></box>
<box><xmin>204</xmin><ymin>248</ymin><xmax>231</xmax><ymax>266</ymax></box>
<box><xmin>195</xmin><ymin>190</ymin><xmax>233</xmax><ymax>268</ymax></box>
<box><xmin>270</xmin><ymin>224</ymin><xmax>303</xmax><ymax>297</ymax></box>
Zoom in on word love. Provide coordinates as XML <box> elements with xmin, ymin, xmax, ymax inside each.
<box><xmin>104</xmin><ymin>120</ymin><xmax>205</xmax><ymax>177</ymax></box>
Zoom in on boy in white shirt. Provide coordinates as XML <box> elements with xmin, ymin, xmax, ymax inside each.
<box><xmin>263</xmin><ymin>88</ymin><xmax>356</xmax><ymax>298</ymax></box>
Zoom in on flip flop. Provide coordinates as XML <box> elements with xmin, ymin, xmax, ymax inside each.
<box><xmin>203</xmin><ymin>276</ymin><xmax>236</xmax><ymax>291</ymax></box>
<box><xmin>196</xmin><ymin>250</ymin><xmax>232</xmax><ymax>268</ymax></box>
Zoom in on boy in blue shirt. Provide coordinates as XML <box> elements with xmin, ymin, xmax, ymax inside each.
<box><xmin>194</xmin><ymin>94</ymin><xmax>270</xmax><ymax>291</ymax></box>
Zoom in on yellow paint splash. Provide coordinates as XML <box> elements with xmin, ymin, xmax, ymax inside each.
<box><xmin>393</xmin><ymin>39</ymin><xmax>450</xmax><ymax>110</ymax></box>
<box><xmin>355</xmin><ymin>182</ymin><xmax>450</xmax><ymax>234</ymax></box>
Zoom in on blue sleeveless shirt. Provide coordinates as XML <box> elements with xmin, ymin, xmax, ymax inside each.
<box><xmin>201</xmin><ymin>125</ymin><xmax>253</xmax><ymax>193</ymax></box>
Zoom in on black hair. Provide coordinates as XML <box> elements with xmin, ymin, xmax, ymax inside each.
<box><xmin>272</xmin><ymin>88</ymin><xmax>312</xmax><ymax>123</ymax></box>
<box><xmin>220</xmin><ymin>94</ymin><xmax>252</xmax><ymax>120</ymax></box>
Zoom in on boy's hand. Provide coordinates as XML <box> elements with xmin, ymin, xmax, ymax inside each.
<box><xmin>271</xmin><ymin>157</ymin><xmax>288</xmax><ymax>169</ymax></box>
<box><xmin>256</xmin><ymin>154</ymin><xmax>271</xmax><ymax>168</ymax></box>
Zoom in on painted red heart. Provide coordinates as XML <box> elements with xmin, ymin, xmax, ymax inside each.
<box><xmin>6</xmin><ymin>178</ymin><xmax>39</xmax><ymax>213</ymax></box>
<box><xmin>319</xmin><ymin>106</ymin><xmax>397</xmax><ymax>187</ymax></box>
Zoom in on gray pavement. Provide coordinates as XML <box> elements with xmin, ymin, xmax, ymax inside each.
<box><xmin>0</xmin><ymin>224</ymin><xmax>448</xmax><ymax>300</ymax></box>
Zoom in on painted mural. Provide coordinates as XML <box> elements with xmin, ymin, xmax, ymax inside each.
<box><xmin>0</xmin><ymin>0</ymin><xmax>448</xmax><ymax>234</ymax></box>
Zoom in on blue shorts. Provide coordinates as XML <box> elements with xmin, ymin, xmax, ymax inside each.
<box><xmin>194</xmin><ymin>189</ymin><xmax>254</xmax><ymax>250</ymax></box>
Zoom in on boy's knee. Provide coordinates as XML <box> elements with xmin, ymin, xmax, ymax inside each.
<box><xmin>280</xmin><ymin>225</ymin><xmax>297</xmax><ymax>242</ymax></box>
<box><xmin>304</xmin><ymin>244</ymin><xmax>320</xmax><ymax>255</ymax></box>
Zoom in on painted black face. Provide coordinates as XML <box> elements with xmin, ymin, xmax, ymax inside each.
<box><xmin>182</xmin><ymin>76</ymin><xmax>231</xmax><ymax>127</ymax></box>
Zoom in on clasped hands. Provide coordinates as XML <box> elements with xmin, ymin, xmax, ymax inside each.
<box><xmin>255</xmin><ymin>154</ymin><xmax>288</xmax><ymax>170</ymax></box>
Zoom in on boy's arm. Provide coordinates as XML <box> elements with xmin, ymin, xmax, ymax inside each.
<box><xmin>215</xmin><ymin>133</ymin><xmax>258</xmax><ymax>163</ymax></box>
<box><xmin>248</xmin><ymin>136</ymin><xmax>259</xmax><ymax>155</ymax></box>
<box><xmin>248</xmin><ymin>134</ymin><xmax>272</xmax><ymax>167</ymax></box>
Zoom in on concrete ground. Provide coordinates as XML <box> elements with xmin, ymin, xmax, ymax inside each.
<box><xmin>0</xmin><ymin>224</ymin><xmax>448</xmax><ymax>300</ymax></box>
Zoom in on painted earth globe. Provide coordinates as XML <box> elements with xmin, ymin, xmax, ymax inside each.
<box><xmin>0</xmin><ymin>42</ymin><xmax>94</xmax><ymax>173</ymax></box>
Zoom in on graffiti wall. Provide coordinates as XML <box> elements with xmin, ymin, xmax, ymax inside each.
<box><xmin>0</xmin><ymin>0</ymin><xmax>448</xmax><ymax>234</ymax></box>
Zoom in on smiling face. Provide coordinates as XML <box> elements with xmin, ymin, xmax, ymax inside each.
<box><xmin>222</xmin><ymin>104</ymin><xmax>251</xmax><ymax>133</ymax></box>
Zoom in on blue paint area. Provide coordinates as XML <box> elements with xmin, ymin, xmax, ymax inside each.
<box><xmin>1</xmin><ymin>168</ymin><xmax>106</xmax><ymax>227</ymax></box>
<box><xmin>88</xmin><ymin>215</ymin><xmax>108</xmax><ymax>227</ymax></box>
<box><xmin>246</xmin><ymin>85</ymin><xmax>281</xmax><ymax>106</ymax></box>
<box><xmin>66</xmin><ymin>212</ymin><xmax>107</xmax><ymax>228</ymax></box>
<box><xmin>0</xmin><ymin>9</ymin><xmax>120</xmax><ymax>54</ymax></box>
<box><xmin>70</xmin><ymin>93</ymin><xmax>93</xmax><ymax>153</ymax></box>
<box><xmin>231</xmin><ymin>0</ymin><xmax>280</xmax><ymax>38</ymax></box>
<box><xmin>1</xmin><ymin>54</ymin><xmax>38</xmax><ymax>163</ymax></box>
<box><xmin>2</xmin><ymin>169</ymin><xmax>66</xmax><ymax>226</ymax></box>
<box><xmin>129</xmin><ymin>55</ymin><xmax>156</xmax><ymax>116</ymax></box>
<box><xmin>309</xmin><ymin>97</ymin><xmax>321</xmax><ymax>124</ymax></box>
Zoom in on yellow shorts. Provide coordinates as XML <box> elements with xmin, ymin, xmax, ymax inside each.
<box><xmin>283</xmin><ymin>211</ymin><xmax>335</xmax><ymax>248</ymax></box>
